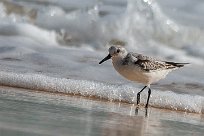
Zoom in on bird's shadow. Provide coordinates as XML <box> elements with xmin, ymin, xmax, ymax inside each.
<box><xmin>135</xmin><ymin>107</ymin><xmax>149</xmax><ymax>117</ymax></box>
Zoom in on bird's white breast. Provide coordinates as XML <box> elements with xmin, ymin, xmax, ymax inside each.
<box><xmin>112</xmin><ymin>58</ymin><xmax>172</xmax><ymax>85</ymax></box>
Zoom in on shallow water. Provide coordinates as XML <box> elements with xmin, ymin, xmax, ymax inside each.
<box><xmin>0</xmin><ymin>86</ymin><xmax>204</xmax><ymax>136</ymax></box>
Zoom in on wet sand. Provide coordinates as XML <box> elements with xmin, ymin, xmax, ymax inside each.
<box><xmin>0</xmin><ymin>86</ymin><xmax>204</xmax><ymax>136</ymax></box>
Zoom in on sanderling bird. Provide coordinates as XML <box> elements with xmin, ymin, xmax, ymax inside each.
<box><xmin>99</xmin><ymin>45</ymin><xmax>189</xmax><ymax>108</ymax></box>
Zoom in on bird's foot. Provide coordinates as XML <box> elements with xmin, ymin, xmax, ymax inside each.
<box><xmin>135</xmin><ymin>104</ymin><xmax>140</xmax><ymax>115</ymax></box>
<box><xmin>136</xmin><ymin>104</ymin><xmax>140</xmax><ymax>108</ymax></box>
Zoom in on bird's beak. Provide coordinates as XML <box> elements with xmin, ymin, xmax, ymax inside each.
<box><xmin>99</xmin><ymin>54</ymin><xmax>111</xmax><ymax>64</ymax></box>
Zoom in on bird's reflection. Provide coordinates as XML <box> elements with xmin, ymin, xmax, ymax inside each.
<box><xmin>101</xmin><ymin>112</ymin><xmax>145</xmax><ymax>136</ymax></box>
<box><xmin>135</xmin><ymin>107</ymin><xmax>149</xmax><ymax>117</ymax></box>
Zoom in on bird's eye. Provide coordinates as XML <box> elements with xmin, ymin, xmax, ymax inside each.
<box><xmin>117</xmin><ymin>49</ymin><xmax>120</xmax><ymax>53</ymax></box>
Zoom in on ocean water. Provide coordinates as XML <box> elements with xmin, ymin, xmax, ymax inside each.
<box><xmin>0</xmin><ymin>0</ymin><xmax>204</xmax><ymax>114</ymax></box>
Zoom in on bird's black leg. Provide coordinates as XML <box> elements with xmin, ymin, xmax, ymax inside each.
<box><xmin>145</xmin><ymin>108</ymin><xmax>148</xmax><ymax>117</ymax></box>
<box><xmin>137</xmin><ymin>86</ymin><xmax>147</xmax><ymax>105</ymax></box>
<box><xmin>145</xmin><ymin>88</ymin><xmax>151</xmax><ymax>108</ymax></box>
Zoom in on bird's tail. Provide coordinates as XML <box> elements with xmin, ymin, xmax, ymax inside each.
<box><xmin>165</xmin><ymin>61</ymin><xmax>190</xmax><ymax>68</ymax></box>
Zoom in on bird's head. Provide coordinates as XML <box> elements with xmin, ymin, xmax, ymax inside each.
<box><xmin>99</xmin><ymin>46</ymin><xmax>127</xmax><ymax>64</ymax></box>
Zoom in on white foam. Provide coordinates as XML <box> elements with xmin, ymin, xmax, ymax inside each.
<box><xmin>0</xmin><ymin>23</ymin><xmax>58</xmax><ymax>45</ymax></box>
<box><xmin>0</xmin><ymin>71</ymin><xmax>203</xmax><ymax>113</ymax></box>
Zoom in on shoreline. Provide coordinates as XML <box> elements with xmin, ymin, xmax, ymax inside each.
<box><xmin>0</xmin><ymin>83</ymin><xmax>203</xmax><ymax>114</ymax></box>
<box><xmin>0</xmin><ymin>86</ymin><xmax>204</xmax><ymax>136</ymax></box>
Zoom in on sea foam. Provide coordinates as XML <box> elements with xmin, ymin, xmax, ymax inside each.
<box><xmin>0</xmin><ymin>71</ymin><xmax>203</xmax><ymax>113</ymax></box>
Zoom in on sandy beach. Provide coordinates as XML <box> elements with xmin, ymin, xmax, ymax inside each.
<box><xmin>0</xmin><ymin>86</ymin><xmax>204</xmax><ymax>136</ymax></box>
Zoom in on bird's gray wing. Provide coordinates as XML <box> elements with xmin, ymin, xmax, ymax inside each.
<box><xmin>131</xmin><ymin>53</ymin><xmax>157</xmax><ymax>61</ymax></box>
<box><xmin>122</xmin><ymin>53</ymin><xmax>138</xmax><ymax>65</ymax></box>
<box><xmin>130</xmin><ymin>53</ymin><xmax>177</xmax><ymax>71</ymax></box>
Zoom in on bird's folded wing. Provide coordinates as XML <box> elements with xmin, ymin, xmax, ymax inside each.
<box><xmin>131</xmin><ymin>53</ymin><xmax>177</xmax><ymax>71</ymax></box>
